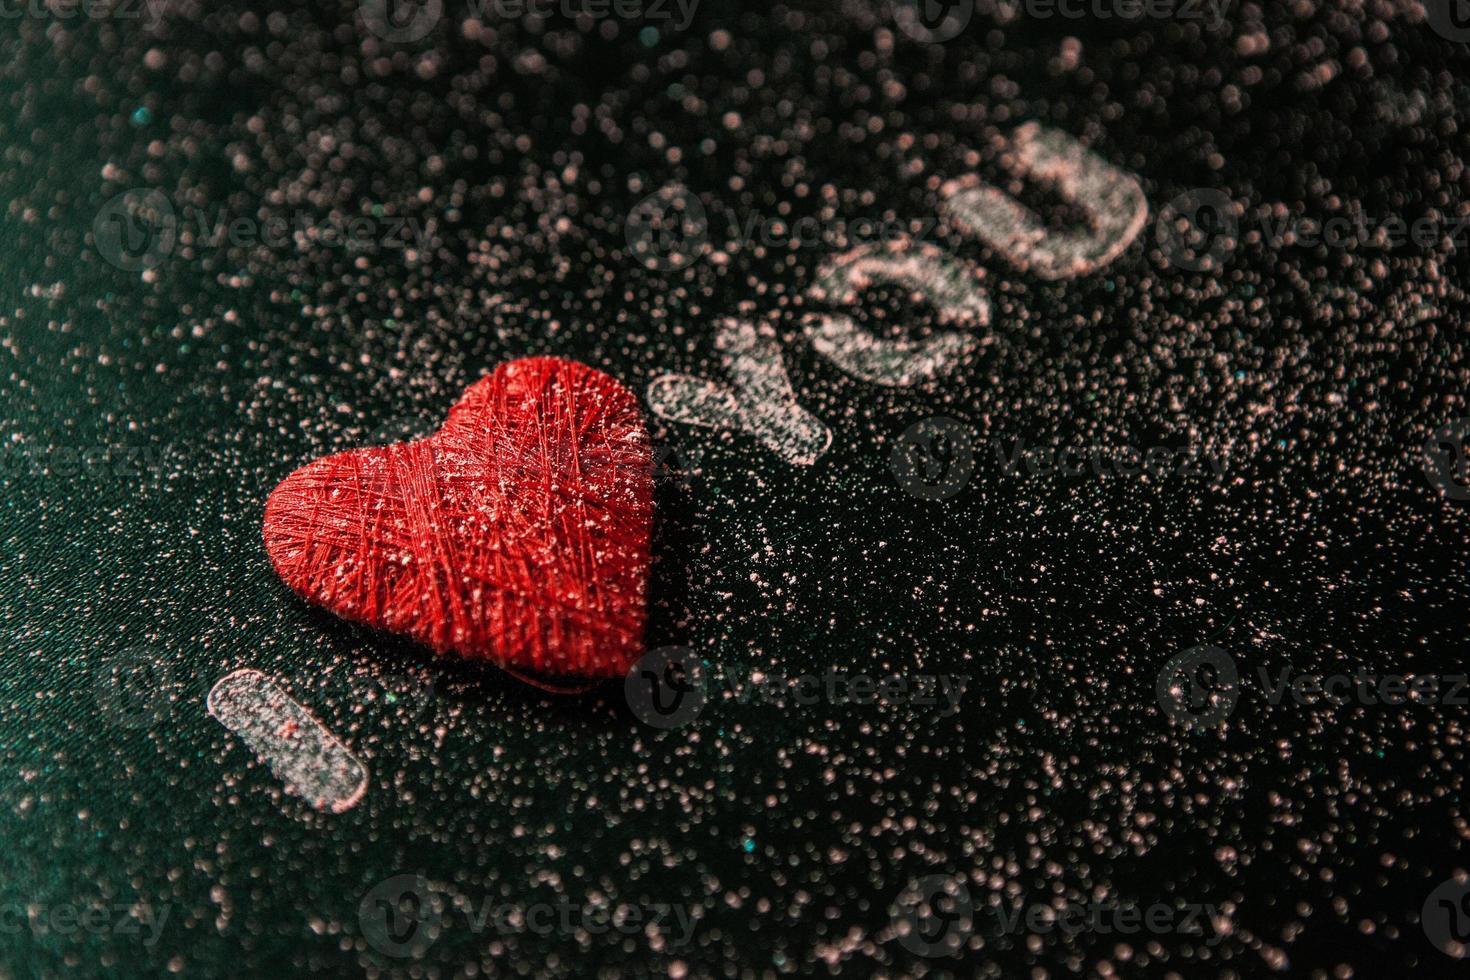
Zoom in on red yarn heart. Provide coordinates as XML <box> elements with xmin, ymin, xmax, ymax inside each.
<box><xmin>263</xmin><ymin>357</ymin><xmax>653</xmax><ymax>690</ymax></box>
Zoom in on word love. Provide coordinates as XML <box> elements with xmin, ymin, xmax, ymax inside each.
<box><xmin>646</xmin><ymin>123</ymin><xmax>1150</xmax><ymax>465</ymax></box>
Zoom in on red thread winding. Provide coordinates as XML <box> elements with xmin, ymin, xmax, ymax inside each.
<box><xmin>263</xmin><ymin>357</ymin><xmax>653</xmax><ymax>689</ymax></box>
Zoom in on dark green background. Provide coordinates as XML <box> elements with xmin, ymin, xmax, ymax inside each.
<box><xmin>2</xmin><ymin>1</ymin><xmax>1469</xmax><ymax>976</ymax></box>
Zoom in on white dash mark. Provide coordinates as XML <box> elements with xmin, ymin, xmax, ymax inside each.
<box><xmin>940</xmin><ymin>123</ymin><xmax>1148</xmax><ymax>281</ymax></box>
<box><xmin>208</xmin><ymin>669</ymin><xmax>368</xmax><ymax>814</ymax></box>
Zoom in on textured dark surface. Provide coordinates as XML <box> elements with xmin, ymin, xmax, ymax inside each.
<box><xmin>2</xmin><ymin>1</ymin><xmax>1469</xmax><ymax>977</ymax></box>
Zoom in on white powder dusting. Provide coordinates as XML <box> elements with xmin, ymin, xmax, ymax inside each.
<box><xmin>809</xmin><ymin>240</ymin><xmax>991</xmax><ymax>326</ymax></box>
<box><xmin>646</xmin><ymin>318</ymin><xmax>832</xmax><ymax>465</ymax></box>
<box><xmin>940</xmin><ymin>123</ymin><xmax>1148</xmax><ymax>281</ymax></box>
<box><xmin>804</xmin><ymin>313</ymin><xmax>981</xmax><ymax>387</ymax></box>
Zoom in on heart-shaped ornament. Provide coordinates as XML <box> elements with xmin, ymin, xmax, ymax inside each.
<box><xmin>263</xmin><ymin>357</ymin><xmax>653</xmax><ymax>690</ymax></box>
